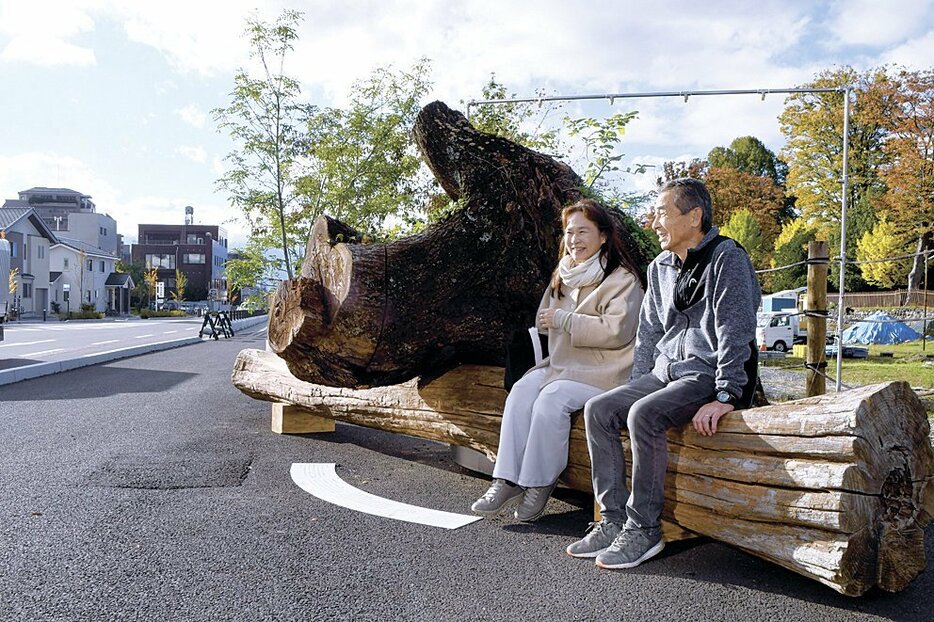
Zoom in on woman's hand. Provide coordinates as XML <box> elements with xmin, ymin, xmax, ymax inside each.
<box><xmin>538</xmin><ymin>308</ymin><xmax>558</xmax><ymax>329</ymax></box>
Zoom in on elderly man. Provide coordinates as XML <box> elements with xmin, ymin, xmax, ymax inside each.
<box><xmin>566</xmin><ymin>177</ymin><xmax>761</xmax><ymax>569</ymax></box>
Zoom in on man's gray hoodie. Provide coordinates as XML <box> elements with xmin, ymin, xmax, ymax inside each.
<box><xmin>631</xmin><ymin>227</ymin><xmax>761</xmax><ymax>401</ymax></box>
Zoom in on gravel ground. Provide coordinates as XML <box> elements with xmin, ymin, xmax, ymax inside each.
<box><xmin>759</xmin><ymin>365</ymin><xmax>808</xmax><ymax>402</ymax></box>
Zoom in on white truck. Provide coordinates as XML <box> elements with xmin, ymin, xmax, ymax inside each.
<box><xmin>756</xmin><ymin>311</ymin><xmax>807</xmax><ymax>353</ymax></box>
<box><xmin>0</xmin><ymin>237</ymin><xmax>10</xmax><ymax>342</ymax></box>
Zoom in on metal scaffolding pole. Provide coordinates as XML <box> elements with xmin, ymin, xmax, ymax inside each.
<box><xmin>835</xmin><ymin>87</ymin><xmax>852</xmax><ymax>392</ymax></box>
<box><xmin>466</xmin><ymin>86</ymin><xmax>845</xmax><ymax>117</ymax></box>
<box><xmin>468</xmin><ymin>84</ymin><xmax>854</xmax><ymax>390</ymax></box>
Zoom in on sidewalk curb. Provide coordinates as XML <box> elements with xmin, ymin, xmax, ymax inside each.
<box><xmin>0</xmin><ymin>337</ymin><xmax>202</xmax><ymax>386</ymax></box>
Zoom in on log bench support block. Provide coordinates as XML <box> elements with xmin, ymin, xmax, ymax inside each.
<box><xmin>271</xmin><ymin>402</ymin><xmax>336</xmax><ymax>435</ymax></box>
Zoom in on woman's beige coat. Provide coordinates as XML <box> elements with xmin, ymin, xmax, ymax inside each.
<box><xmin>531</xmin><ymin>266</ymin><xmax>644</xmax><ymax>391</ymax></box>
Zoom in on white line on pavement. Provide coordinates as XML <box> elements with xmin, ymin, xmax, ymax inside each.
<box><xmin>162</xmin><ymin>330</ymin><xmax>179</xmax><ymax>334</ymax></box>
<box><xmin>21</xmin><ymin>348</ymin><xmax>65</xmax><ymax>357</ymax></box>
<box><xmin>289</xmin><ymin>463</ymin><xmax>482</xmax><ymax>530</ymax></box>
<box><xmin>133</xmin><ymin>334</ymin><xmax>154</xmax><ymax>339</ymax></box>
<box><xmin>91</xmin><ymin>340</ymin><xmax>120</xmax><ymax>346</ymax></box>
<box><xmin>0</xmin><ymin>339</ymin><xmax>55</xmax><ymax>349</ymax></box>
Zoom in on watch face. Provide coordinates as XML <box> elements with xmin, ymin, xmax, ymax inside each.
<box><xmin>717</xmin><ymin>391</ymin><xmax>731</xmax><ymax>404</ymax></box>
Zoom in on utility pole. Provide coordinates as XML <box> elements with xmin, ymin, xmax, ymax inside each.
<box><xmin>806</xmin><ymin>241</ymin><xmax>829</xmax><ymax>396</ymax></box>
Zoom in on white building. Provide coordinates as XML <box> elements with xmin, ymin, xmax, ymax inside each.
<box><xmin>50</xmin><ymin>237</ymin><xmax>121</xmax><ymax>313</ymax></box>
<box><xmin>0</xmin><ymin>207</ymin><xmax>57</xmax><ymax>318</ymax></box>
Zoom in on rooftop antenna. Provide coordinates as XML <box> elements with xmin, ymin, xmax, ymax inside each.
<box><xmin>185</xmin><ymin>205</ymin><xmax>194</xmax><ymax>226</ymax></box>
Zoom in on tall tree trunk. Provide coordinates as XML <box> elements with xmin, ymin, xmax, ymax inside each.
<box><xmin>907</xmin><ymin>229</ymin><xmax>931</xmax><ymax>292</ymax></box>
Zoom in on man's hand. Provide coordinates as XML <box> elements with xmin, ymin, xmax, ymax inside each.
<box><xmin>538</xmin><ymin>308</ymin><xmax>558</xmax><ymax>329</ymax></box>
<box><xmin>692</xmin><ymin>401</ymin><xmax>734</xmax><ymax>436</ymax></box>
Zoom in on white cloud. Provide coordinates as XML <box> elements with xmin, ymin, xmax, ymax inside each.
<box><xmin>882</xmin><ymin>29</ymin><xmax>934</xmax><ymax>68</ymax></box>
<box><xmin>113</xmin><ymin>0</ymin><xmax>262</xmax><ymax>76</ymax></box>
<box><xmin>0</xmin><ymin>37</ymin><xmax>96</xmax><ymax>66</ymax></box>
<box><xmin>175</xmin><ymin>104</ymin><xmax>207</xmax><ymax>128</ymax></box>
<box><xmin>176</xmin><ymin>145</ymin><xmax>207</xmax><ymax>164</ymax></box>
<box><xmin>826</xmin><ymin>0</ymin><xmax>932</xmax><ymax>48</ymax></box>
<box><xmin>0</xmin><ymin>0</ymin><xmax>98</xmax><ymax>66</ymax></box>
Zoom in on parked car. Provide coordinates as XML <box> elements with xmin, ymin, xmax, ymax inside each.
<box><xmin>825</xmin><ymin>338</ymin><xmax>869</xmax><ymax>359</ymax></box>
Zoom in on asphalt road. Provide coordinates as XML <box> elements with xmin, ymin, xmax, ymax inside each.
<box><xmin>0</xmin><ymin>318</ymin><xmax>207</xmax><ymax>370</ymax></box>
<box><xmin>1</xmin><ymin>333</ymin><xmax>932</xmax><ymax>621</ymax></box>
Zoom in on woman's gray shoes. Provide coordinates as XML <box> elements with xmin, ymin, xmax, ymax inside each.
<box><xmin>595</xmin><ymin>526</ymin><xmax>664</xmax><ymax>569</ymax></box>
<box><xmin>514</xmin><ymin>482</ymin><xmax>557</xmax><ymax>522</ymax></box>
<box><xmin>471</xmin><ymin>479</ymin><xmax>523</xmax><ymax>515</ymax></box>
<box><xmin>565</xmin><ymin>520</ymin><xmax>623</xmax><ymax>558</ymax></box>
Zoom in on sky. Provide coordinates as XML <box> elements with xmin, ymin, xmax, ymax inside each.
<box><xmin>0</xmin><ymin>0</ymin><xmax>932</xmax><ymax>251</ymax></box>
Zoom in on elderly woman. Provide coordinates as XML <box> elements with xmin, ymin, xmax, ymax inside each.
<box><xmin>471</xmin><ymin>198</ymin><xmax>645</xmax><ymax>521</ymax></box>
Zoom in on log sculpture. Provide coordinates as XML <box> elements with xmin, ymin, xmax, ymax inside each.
<box><xmin>267</xmin><ymin>100</ymin><xmax>648</xmax><ymax>388</ymax></box>
<box><xmin>236</xmin><ymin>101</ymin><xmax>934</xmax><ymax>595</ymax></box>
<box><xmin>233</xmin><ymin>348</ymin><xmax>934</xmax><ymax>596</ymax></box>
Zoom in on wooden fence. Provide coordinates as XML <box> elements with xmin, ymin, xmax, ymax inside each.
<box><xmin>828</xmin><ymin>289</ymin><xmax>933</xmax><ymax>309</ymax></box>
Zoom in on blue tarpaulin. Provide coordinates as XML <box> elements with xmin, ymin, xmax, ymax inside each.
<box><xmin>842</xmin><ymin>311</ymin><xmax>920</xmax><ymax>344</ymax></box>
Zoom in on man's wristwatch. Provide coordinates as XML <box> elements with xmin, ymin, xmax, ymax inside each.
<box><xmin>715</xmin><ymin>390</ymin><xmax>736</xmax><ymax>406</ymax></box>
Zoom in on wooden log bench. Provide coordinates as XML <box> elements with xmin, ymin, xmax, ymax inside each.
<box><xmin>232</xmin><ymin>347</ymin><xmax>934</xmax><ymax>596</ymax></box>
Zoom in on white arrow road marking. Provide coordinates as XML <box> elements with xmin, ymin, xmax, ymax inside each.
<box><xmin>290</xmin><ymin>463</ymin><xmax>482</xmax><ymax>530</ymax></box>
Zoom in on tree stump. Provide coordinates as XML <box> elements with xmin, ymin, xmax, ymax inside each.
<box><xmin>232</xmin><ymin>348</ymin><xmax>934</xmax><ymax>596</ymax></box>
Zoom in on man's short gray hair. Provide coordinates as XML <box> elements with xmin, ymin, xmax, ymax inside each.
<box><xmin>659</xmin><ymin>178</ymin><xmax>713</xmax><ymax>233</ymax></box>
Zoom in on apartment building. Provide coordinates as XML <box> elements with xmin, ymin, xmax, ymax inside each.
<box><xmin>3</xmin><ymin>187</ymin><xmax>117</xmax><ymax>254</ymax></box>
<box><xmin>131</xmin><ymin>207</ymin><xmax>228</xmax><ymax>302</ymax></box>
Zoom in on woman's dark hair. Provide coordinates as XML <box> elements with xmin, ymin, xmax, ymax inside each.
<box><xmin>550</xmin><ymin>198</ymin><xmax>646</xmax><ymax>298</ymax></box>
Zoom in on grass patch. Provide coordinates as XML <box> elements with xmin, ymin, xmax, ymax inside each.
<box><xmin>762</xmin><ymin>340</ymin><xmax>934</xmax><ymax>415</ymax></box>
<box><xmin>138</xmin><ymin>309</ymin><xmax>187</xmax><ymax>319</ymax></box>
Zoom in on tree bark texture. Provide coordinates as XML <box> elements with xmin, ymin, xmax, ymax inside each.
<box><xmin>232</xmin><ymin>348</ymin><xmax>934</xmax><ymax>596</ymax></box>
<box><xmin>267</xmin><ymin>101</ymin><xmax>648</xmax><ymax>388</ymax></box>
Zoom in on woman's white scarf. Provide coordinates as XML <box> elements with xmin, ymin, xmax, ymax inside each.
<box><xmin>558</xmin><ymin>252</ymin><xmax>605</xmax><ymax>290</ymax></box>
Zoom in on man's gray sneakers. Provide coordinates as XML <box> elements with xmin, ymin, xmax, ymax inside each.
<box><xmin>565</xmin><ymin>520</ymin><xmax>623</xmax><ymax>558</ymax></box>
<box><xmin>514</xmin><ymin>482</ymin><xmax>557</xmax><ymax>522</ymax></box>
<box><xmin>595</xmin><ymin>526</ymin><xmax>665</xmax><ymax>569</ymax></box>
<box><xmin>471</xmin><ymin>479</ymin><xmax>523</xmax><ymax>515</ymax></box>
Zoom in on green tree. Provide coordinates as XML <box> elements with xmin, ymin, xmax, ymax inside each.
<box><xmin>213</xmin><ymin>9</ymin><xmax>309</xmax><ymax>280</ymax></box>
<box><xmin>720</xmin><ymin>209</ymin><xmax>765</xmax><ymax>268</ymax></box>
<box><xmin>876</xmin><ymin>68</ymin><xmax>934</xmax><ymax>290</ymax></box>
<box><xmin>116</xmin><ymin>259</ymin><xmax>147</xmax><ymax>308</ymax></box>
<box><xmin>226</xmin><ymin>238</ymin><xmax>277</xmax><ymax>309</ymax></box>
<box><xmin>708</xmin><ymin>136</ymin><xmax>787</xmax><ymax>184</ymax></box>
<box><xmin>707</xmin><ymin>136</ymin><xmax>794</xmax><ymax>222</ymax></box>
<box><xmin>856</xmin><ymin>219</ymin><xmax>909</xmax><ymax>289</ymax></box>
<box><xmin>705</xmin><ymin>167</ymin><xmax>785</xmax><ymax>250</ymax></box>
<box><xmin>466</xmin><ymin>75</ymin><xmax>562</xmax><ymax>154</ymax></box>
<box><xmin>779</xmin><ymin>67</ymin><xmax>893</xmax><ymax>240</ymax></box>
<box><xmin>828</xmin><ymin>189</ymin><xmax>878</xmax><ymax>291</ymax></box>
<box><xmin>297</xmin><ymin>59</ymin><xmax>434</xmax><ymax>236</ymax></box>
<box><xmin>656</xmin><ymin>159</ymin><xmax>708</xmax><ymax>186</ymax></box>
<box><xmin>770</xmin><ymin>218</ymin><xmax>818</xmax><ymax>292</ymax></box>
<box><xmin>565</xmin><ymin>112</ymin><xmax>639</xmax><ymax>190</ymax></box>
<box><xmin>172</xmin><ymin>269</ymin><xmax>187</xmax><ymax>301</ymax></box>
<box><xmin>143</xmin><ymin>266</ymin><xmax>158</xmax><ymax>310</ymax></box>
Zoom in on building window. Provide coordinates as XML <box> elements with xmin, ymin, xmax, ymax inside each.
<box><xmin>11</xmin><ymin>241</ymin><xmax>17</xmax><ymax>257</ymax></box>
<box><xmin>100</xmin><ymin>260</ymin><xmax>105</xmax><ymax>272</ymax></box>
<box><xmin>37</xmin><ymin>245</ymin><xmax>45</xmax><ymax>259</ymax></box>
<box><xmin>183</xmin><ymin>253</ymin><xmax>206</xmax><ymax>264</ymax></box>
<box><xmin>145</xmin><ymin>254</ymin><xmax>176</xmax><ymax>269</ymax></box>
<box><xmin>186</xmin><ymin>234</ymin><xmax>204</xmax><ymax>245</ymax></box>
<box><xmin>87</xmin><ymin>259</ymin><xmax>93</xmax><ymax>271</ymax></box>
<box><xmin>63</xmin><ymin>258</ymin><xmax>69</xmax><ymax>268</ymax></box>
<box><xmin>22</xmin><ymin>283</ymin><xmax>32</xmax><ymax>298</ymax></box>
